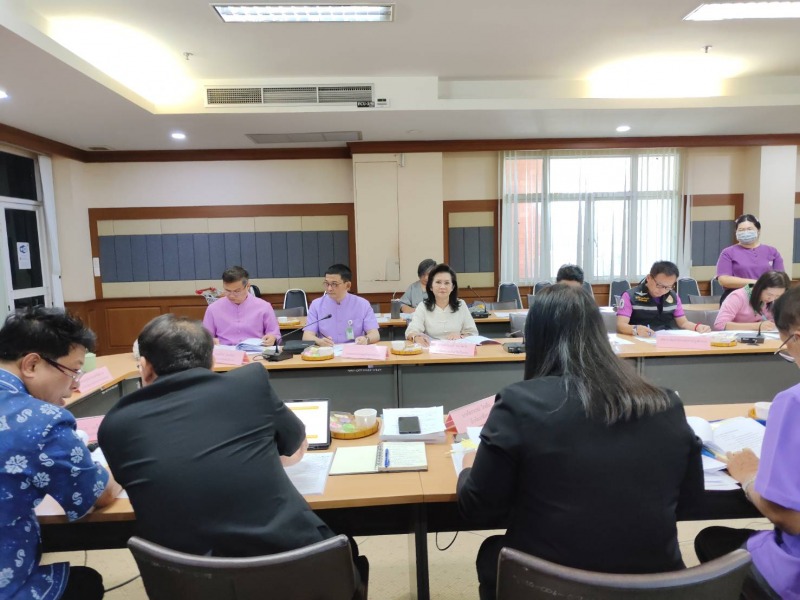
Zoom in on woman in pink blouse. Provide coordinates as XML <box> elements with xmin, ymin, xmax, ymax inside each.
<box><xmin>713</xmin><ymin>270</ymin><xmax>790</xmax><ymax>331</ymax></box>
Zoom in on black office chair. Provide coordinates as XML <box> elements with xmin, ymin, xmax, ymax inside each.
<box><xmin>496</xmin><ymin>547</ymin><xmax>751</xmax><ymax>600</ymax></box>
<box><xmin>274</xmin><ymin>306</ymin><xmax>304</xmax><ymax>318</ymax></box>
<box><xmin>609</xmin><ymin>279</ymin><xmax>630</xmax><ymax>307</ymax></box>
<box><xmin>581</xmin><ymin>280</ymin><xmax>595</xmax><ymax>299</ymax></box>
<box><xmin>128</xmin><ymin>534</ymin><xmax>366</xmax><ymax>600</ymax></box>
<box><xmin>711</xmin><ymin>278</ymin><xmax>725</xmax><ymax>297</ymax></box>
<box><xmin>677</xmin><ymin>277</ymin><xmax>700</xmax><ymax>305</ymax></box>
<box><xmin>497</xmin><ymin>283</ymin><xmax>523</xmax><ymax>309</ymax></box>
<box><xmin>249</xmin><ymin>284</ymin><xmax>262</xmax><ymax>297</ymax></box>
<box><xmin>509</xmin><ymin>312</ymin><xmax>527</xmax><ymax>338</ymax></box>
<box><xmin>283</xmin><ymin>289</ymin><xmax>309</xmax><ymax>316</ymax></box>
<box><xmin>533</xmin><ymin>281</ymin><xmax>552</xmax><ymax>295</ymax></box>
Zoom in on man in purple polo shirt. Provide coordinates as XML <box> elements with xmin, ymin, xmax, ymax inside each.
<box><xmin>303</xmin><ymin>264</ymin><xmax>380</xmax><ymax>346</ymax></box>
<box><xmin>202</xmin><ymin>266</ymin><xmax>280</xmax><ymax>346</ymax></box>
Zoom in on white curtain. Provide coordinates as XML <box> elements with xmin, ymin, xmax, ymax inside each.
<box><xmin>500</xmin><ymin>148</ymin><xmax>683</xmax><ymax>284</ymax></box>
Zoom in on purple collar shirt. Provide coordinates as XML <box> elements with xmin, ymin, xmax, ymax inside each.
<box><xmin>716</xmin><ymin>244</ymin><xmax>784</xmax><ymax>281</ymax></box>
<box><xmin>304</xmin><ymin>293</ymin><xmax>378</xmax><ymax>344</ymax></box>
<box><xmin>202</xmin><ymin>294</ymin><xmax>280</xmax><ymax>346</ymax></box>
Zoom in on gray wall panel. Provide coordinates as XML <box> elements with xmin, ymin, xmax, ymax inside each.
<box><xmin>192</xmin><ymin>234</ymin><xmax>211</xmax><ymax>280</ymax></box>
<box><xmin>130</xmin><ymin>236</ymin><xmax>150</xmax><ymax>281</ymax></box>
<box><xmin>703</xmin><ymin>221</ymin><xmax>720</xmax><ymax>267</ymax></box>
<box><xmin>478</xmin><ymin>227</ymin><xmax>494</xmax><ymax>273</ymax></box>
<box><xmin>317</xmin><ymin>231</ymin><xmax>334</xmax><ymax>274</ymax></box>
<box><xmin>177</xmin><ymin>234</ymin><xmax>196</xmax><ymax>280</ymax></box>
<box><xmin>449</xmin><ymin>228</ymin><xmax>464</xmax><ymax>272</ymax></box>
<box><xmin>794</xmin><ymin>219</ymin><xmax>800</xmax><ymax>263</ymax></box>
<box><xmin>271</xmin><ymin>233</ymin><xmax>289</xmax><ymax>278</ymax></box>
<box><xmin>162</xmin><ymin>235</ymin><xmax>180</xmax><ymax>280</ymax></box>
<box><xmin>240</xmin><ymin>232</ymin><xmax>257</xmax><ymax>274</ymax></box>
<box><xmin>99</xmin><ymin>237</ymin><xmax>117</xmax><ymax>283</ymax></box>
<box><xmin>146</xmin><ymin>235</ymin><xmax>164</xmax><ymax>281</ymax></box>
<box><xmin>286</xmin><ymin>232</ymin><xmax>304</xmax><ymax>277</ymax></box>
<box><xmin>255</xmin><ymin>232</ymin><xmax>273</xmax><ymax>279</ymax></box>
<box><xmin>224</xmin><ymin>233</ymin><xmax>241</xmax><ymax>268</ymax></box>
<box><xmin>302</xmin><ymin>232</ymin><xmax>319</xmax><ymax>276</ymax></box>
<box><xmin>113</xmin><ymin>236</ymin><xmax>133</xmax><ymax>282</ymax></box>
<box><xmin>463</xmin><ymin>228</ymin><xmax>480</xmax><ymax>272</ymax></box>
<box><xmin>208</xmin><ymin>234</ymin><xmax>226</xmax><ymax>279</ymax></box>
<box><xmin>332</xmin><ymin>231</ymin><xmax>349</xmax><ymax>266</ymax></box>
<box><xmin>691</xmin><ymin>221</ymin><xmax>705</xmax><ymax>265</ymax></box>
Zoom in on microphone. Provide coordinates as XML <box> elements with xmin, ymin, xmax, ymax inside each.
<box><xmin>503</xmin><ymin>328</ymin><xmax>525</xmax><ymax>353</ymax></box>
<box><xmin>466</xmin><ymin>286</ymin><xmax>490</xmax><ymax>319</ymax></box>
<box><xmin>264</xmin><ymin>314</ymin><xmax>332</xmax><ymax>361</ymax></box>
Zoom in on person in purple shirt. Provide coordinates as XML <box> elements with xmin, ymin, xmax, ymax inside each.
<box><xmin>202</xmin><ymin>266</ymin><xmax>280</xmax><ymax>346</ymax></box>
<box><xmin>303</xmin><ymin>264</ymin><xmax>380</xmax><ymax>345</ymax></box>
<box><xmin>695</xmin><ymin>285</ymin><xmax>800</xmax><ymax>599</ymax></box>
<box><xmin>716</xmin><ymin>214</ymin><xmax>785</xmax><ymax>302</ymax></box>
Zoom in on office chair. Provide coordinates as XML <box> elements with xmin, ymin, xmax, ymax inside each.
<box><xmin>283</xmin><ymin>289</ymin><xmax>309</xmax><ymax>316</ymax></box>
<box><xmin>601</xmin><ymin>309</ymin><xmax>618</xmax><ymax>334</ymax></box>
<box><xmin>688</xmin><ymin>294</ymin><xmax>721</xmax><ymax>305</ymax></box>
<box><xmin>711</xmin><ymin>278</ymin><xmax>725</xmax><ymax>297</ymax></box>
<box><xmin>128</xmin><ymin>534</ymin><xmax>366</xmax><ymax>600</ymax></box>
<box><xmin>509</xmin><ymin>312</ymin><xmax>526</xmax><ymax>338</ymax></box>
<box><xmin>488</xmin><ymin>301</ymin><xmax>519</xmax><ymax>311</ymax></box>
<box><xmin>609</xmin><ymin>279</ymin><xmax>630</xmax><ymax>307</ymax></box>
<box><xmin>582</xmin><ymin>280</ymin><xmax>595</xmax><ymax>299</ymax></box>
<box><xmin>533</xmin><ymin>281</ymin><xmax>552</xmax><ymax>295</ymax></box>
<box><xmin>274</xmin><ymin>307</ymin><xmax>304</xmax><ymax>318</ymax></box>
<box><xmin>496</xmin><ymin>547</ymin><xmax>750</xmax><ymax>600</ymax></box>
<box><xmin>497</xmin><ymin>282</ymin><xmax>523</xmax><ymax>309</ymax></box>
<box><xmin>676</xmin><ymin>277</ymin><xmax>700</xmax><ymax>306</ymax></box>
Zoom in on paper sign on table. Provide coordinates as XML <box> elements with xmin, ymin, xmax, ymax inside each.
<box><xmin>77</xmin><ymin>366</ymin><xmax>114</xmax><ymax>394</ymax></box>
<box><xmin>76</xmin><ymin>416</ymin><xmax>104</xmax><ymax>443</ymax></box>
<box><xmin>655</xmin><ymin>331</ymin><xmax>711</xmax><ymax>350</ymax></box>
<box><xmin>341</xmin><ymin>344</ymin><xmax>388</xmax><ymax>361</ymax></box>
<box><xmin>445</xmin><ymin>395</ymin><xmax>494</xmax><ymax>433</ymax></box>
<box><xmin>429</xmin><ymin>340</ymin><xmax>477</xmax><ymax>356</ymax></box>
<box><xmin>213</xmin><ymin>346</ymin><xmax>247</xmax><ymax>365</ymax></box>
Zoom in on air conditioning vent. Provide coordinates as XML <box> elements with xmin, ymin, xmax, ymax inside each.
<box><xmin>205</xmin><ymin>84</ymin><xmax>373</xmax><ymax>106</ymax></box>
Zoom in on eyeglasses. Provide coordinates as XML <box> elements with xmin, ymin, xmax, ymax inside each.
<box><xmin>41</xmin><ymin>356</ymin><xmax>84</xmax><ymax>383</ymax></box>
<box><xmin>651</xmin><ymin>280</ymin><xmax>675</xmax><ymax>292</ymax></box>
<box><xmin>222</xmin><ymin>286</ymin><xmax>248</xmax><ymax>296</ymax></box>
<box><xmin>774</xmin><ymin>334</ymin><xmax>797</xmax><ymax>363</ymax></box>
<box><xmin>323</xmin><ymin>280</ymin><xmax>343</xmax><ymax>289</ymax></box>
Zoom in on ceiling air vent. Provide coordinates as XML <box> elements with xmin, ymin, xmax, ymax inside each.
<box><xmin>205</xmin><ymin>84</ymin><xmax>373</xmax><ymax>107</ymax></box>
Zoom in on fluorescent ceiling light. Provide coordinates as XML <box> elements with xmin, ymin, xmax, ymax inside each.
<box><xmin>213</xmin><ymin>4</ymin><xmax>394</xmax><ymax>22</ymax></box>
<box><xmin>685</xmin><ymin>2</ymin><xmax>800</xmax><ymax>20</ymax></box>
<box><xmin>616</xmin><ymin>125</ymin><xmax>631</xmax><ymax>132</ymax></box>
<box><xmin>0</xmin><ymin>90</ymin><xmax>8</xmax><ymax>100</ymax></box>
<box><xmin>171</xmin><ymin>132</ymin><xmax>187</xmax><ymax>140</ymax></box>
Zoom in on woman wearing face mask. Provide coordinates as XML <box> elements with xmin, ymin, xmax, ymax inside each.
<box><xmin>716</xmin><ymin>214</ymin><xmax>784</xmax><ymax>303</ymax></box>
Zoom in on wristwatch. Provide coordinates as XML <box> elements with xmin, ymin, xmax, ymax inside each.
<box><xmin>632</xmin><ymin>325</ymin><xmax>639</xmax><ymax>336</ymax></box>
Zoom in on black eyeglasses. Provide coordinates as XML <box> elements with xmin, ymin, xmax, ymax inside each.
<box><xmin>41</xmin><ymin>356</ymin><xmax>84</xmax><ymax>383</ymax></box>
<box><xmin>774</xmin><ymin>334</ymin><xmax>796</xmax><ymax>363</ymax></box>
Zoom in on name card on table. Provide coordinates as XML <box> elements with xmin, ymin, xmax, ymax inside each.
<box><xmin>213</xmin><ymin>346</ymin><xmax>247</xmax><ymax>366</ymax></box>
<box><xmin>341</xmin><ymin>344</ymin><xmax>388</xmax><ymax>361</ymax></box>
<box><xmin>78</xmin><ymin>366</ymin><xmax>114</xmax><ymax>394</ymax></box>
<box><xmin>428</xmin><ymin>340</ymin><xmax>477</xmax><ymax>357</ymax></box>
<box><xmin>655</xmin><ymin>331</ymin><xmax>711</xmax><ymax>350</ymax></box>
<box><xmin>445</xmin><ymin>395</ymin><xmax>494</xmax><ymax>433</ymax></box>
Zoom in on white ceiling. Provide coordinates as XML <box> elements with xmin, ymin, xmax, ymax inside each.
<box><xmin>2</xmin><ymin>0</ymin><xmax>800</xmax><ymax>152</ymax></box>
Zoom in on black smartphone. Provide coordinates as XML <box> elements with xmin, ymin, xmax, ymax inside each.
<box><xmin>398</xmin><ymin>415</ymin><xmax>421</xmax><ymax>434</ymax></box>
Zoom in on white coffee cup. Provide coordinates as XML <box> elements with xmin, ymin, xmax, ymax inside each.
<box><xmin>354</xmin><ymin>408</ymin><xmax>377</xmax><ymax>429</ymax></box>
<box><xmin>391</xmin><ymin>341</ymin><xmax>405</xmax><ymax>351</ymax></box>
<box><xmin>754</xmin><ymin>401</ymin><xmax>771</xmax><ymax>421</ymax></box>
<box><xmin>278</xmin><ymin>316</ymin><xmax>288</xmax><ymax>323</ymax></box>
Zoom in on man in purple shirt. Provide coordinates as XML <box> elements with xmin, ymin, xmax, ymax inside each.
<box><xmin>202</xmin><ymin>266</ymin><xmax>280</xmax><ymax>346</ymax></box>
<box><xmin>303</xmin><ymin>264</ymin><xmax>380</xmax><ymax>345</ymax></box>
<box><xmin>695</xmin><ymin>286</ymin><xmax>800</xmax><ymax>599</ymax></box>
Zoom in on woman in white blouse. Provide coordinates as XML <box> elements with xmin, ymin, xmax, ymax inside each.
<box><xmin>405</xmin><ymin>263</ymin><xmax>478</xmax><ymax>345</ymax></box>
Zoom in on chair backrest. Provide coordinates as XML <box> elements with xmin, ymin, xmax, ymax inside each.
<box><xmin>497</xmin><ymin>283</ymin><xmax>523</xmax><ymax>309</ymax></box>
<box><xmin>496</xmin><ymin>547</ymin><xmax>750</xmax><ymax>600</ymax></box>
<box><xmin>283</xmin><ymin>289</ymin><xmax>309</xmax><ymax>316</ymax></box>
<box><xmin>582</xmin><ymin>280</ymin><xmax>595</xmax><ymax>298</ymax></box>
<box><xmin>688</xmin><ymin>294</ymin><xmax>722</xmax><ymax>305</ymax></box>
<box><xmin>609</xmin><ymin>280</ymin><xmax>631</xmax><ymax>307</ymax></box>
<box><xmin>711</xmin><ymin>278</ymin><xmax>725</xmax><ymax>297</ymax></box>
<box><xmin>488</xmin><ymin>301</ymin><xmax>520</xmax><ymax>311</ymax></box>
<box><xmin>526</xmin><ymin>294</ymin><xmax>535</xmax><ymax>308</ymax></box>
<box><xmin>684</xmin><ymin>308</ymin><xmax>719</xmax><ymax>328</ymax></box>
<box><xmin>509</xmin><ymin>312</ymin><xmax>527</xmax><ymax>338</ymax></box>
<box><xmin>370</xmin><ymin>302</ymin><xmax>381</xmax><ymax>313</ymax></box>
<box><xmin>274</xmin><ymin>306</ymin><xmax>304</xmax><ymax>318</ymax></box>
<box><xmin>533</xmin><ymin>281</ymin><xmax>552</xmax><ymax>294</ymax></box>
<box><xmin>677</xmin><ymin>277</ymin><xmax>700</xmax><ymax>305</ymax></box>
<box><xmin>601</xmin><ymin>309</ymin><xmax>618</xmax><ymax>334</ymax></box>
<box><xmin>128</xmin><ymin>534</ymin><xmax>362</xmax><ymax>600</ymax></box>
<box><xmin>249</xmin><ymin>284</ymin><xmax>262</xmax><ymax>297</ymax></box>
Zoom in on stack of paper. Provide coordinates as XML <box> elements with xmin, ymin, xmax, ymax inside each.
<box><xmin>380</xmin><ymin>406</ymin><xmax>446</xmax><ymax>443</ymax></box>
<box><xmin>236</xmin><ymin>338</ymin><xmax>267</xmax><ymax>352</ymax></box>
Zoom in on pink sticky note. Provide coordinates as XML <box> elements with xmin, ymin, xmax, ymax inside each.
<box><xmin>75</xmin><ymin>416</ymin><xmax>104</xmax><ymax>443</ymax></box>
<box><xmin>78</xmin><ymin>366</ymin><xmax>114</xmax><ymax>394</ymax></box>
<box><xmin>213</xmin><ymin>346</ymin><xmax>247</xmax><ymax>365</ymax></box>
<box><xmin>428</xmin><ymin>340</ymin><xmax>477</xmax><ymax>356</ymax></box>
<box><xmin>446</xmin><ymin>396</ymin><xmax>495</xmax><ymax>433</ymax></box>
<box><xmin>341</xmin><ymin>344</ymin><xmax>388</xmax><ymax>361</ymax></box>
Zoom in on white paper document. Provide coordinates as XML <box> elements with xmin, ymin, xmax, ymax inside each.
<box><xmin>284</xmin><ymin>452</ymin><xmax>333</xmax><ymax>495</ymax></box>
<box><xmin>687</xmin><ymin>416</ymin><xmax>766</xmax><ymax>458</ymax></box>
<box><xmin>607</xmin><ymin>334</ymin><xmax>634</xmax><ymax>346</ymax></box>
<box><xmin>381</xmin><ymin>406</ymin><xmax>446</xmax><ymax>442</ymax></box>
<box><xmin>703</xmin><ymin>470</ymin><xmax>741</xmax><ymax>491</ymax></box>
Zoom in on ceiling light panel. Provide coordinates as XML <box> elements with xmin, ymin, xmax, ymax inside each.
<box><xmin>685</xmin><ymin>2</ymin><xmax>800</xmax><ymax>21</ymax></box>
<box><xmin>212</xmin><ymin>4</ymin><xmax>394</xmax><ymax>22</ymax></box>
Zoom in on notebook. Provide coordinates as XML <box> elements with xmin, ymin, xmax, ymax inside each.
<box><xmin>329</xmin><ymin>442</ymin><xmax>428</xmax><ymax>475</ymax></box>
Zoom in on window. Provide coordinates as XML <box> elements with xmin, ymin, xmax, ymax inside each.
<box><xmin>500</xmin><ymin>149</ymin><xmax>682</xmax><ymax>284</ymax></box>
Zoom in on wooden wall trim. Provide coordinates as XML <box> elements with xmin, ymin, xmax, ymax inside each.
<box><xmin>795</xmin><ymin>192</ymin><xmax>800</xmax><ymax>205</ymax></box>
<box><xmin>688</xmin><ymin>193</ymin><xmax>744</xmax><ymax>217</ymax></box>
<box><xmin>88</xmin><ymin>203</ymin><xmax>357</xmax><ymax>300</ymax></box>
<box><xmin>83</xmin><ymin>148</ymin><xmax>351</xmax><ymax>163</ymax></box>
<box><xmin>349</xmin><ymin>134</ymin><xmax>800</xmax><ymax>154</ymax></box>
<box><xmin>442</xmin><ymin>199</ymin><xmax>500</xmax><ymax>285</ymax></box>
<box><xmin>0</xmin><ymin>122</ymin><xmax>86</xmax><ymax>162</ymax></box>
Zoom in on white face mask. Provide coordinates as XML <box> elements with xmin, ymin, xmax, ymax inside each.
<box><xmin>736</xmin><ymin>230</ymin><xmax>758</xmax><ymax>244</ymax></box>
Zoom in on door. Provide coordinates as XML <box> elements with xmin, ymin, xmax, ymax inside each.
<box><xmin>1</xmin><ymin>202</ymin><xmax>50</xmax><ymax>318</ymax></box>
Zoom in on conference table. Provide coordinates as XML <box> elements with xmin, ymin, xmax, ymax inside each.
<box><xmin>38</xmin><ymin>402</ymin><xmax>760</xmax><ymax>600</ymax></box>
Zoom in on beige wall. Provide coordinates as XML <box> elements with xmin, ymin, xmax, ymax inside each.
<box><xmin>443</xmin><ymin>151</ymin><xmax>499</xmax><ymax>200</ymax></box>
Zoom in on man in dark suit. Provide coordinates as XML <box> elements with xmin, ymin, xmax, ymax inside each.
<box><xmin>99</xmin><ymin>314</ymin><xmax>367</xmax><ymax>586</ymax></box>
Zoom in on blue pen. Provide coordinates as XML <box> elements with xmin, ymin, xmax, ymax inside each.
<box><xmin>384</xmin><ymin>448</ymin><xmax>390</xmax><ymax>468</ymax></box>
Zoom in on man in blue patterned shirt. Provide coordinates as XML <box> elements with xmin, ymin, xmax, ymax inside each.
<box><xmin>0</xmin><ymin>307</ymin><xmax>120</xmax><ymax>600</ymax></box>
